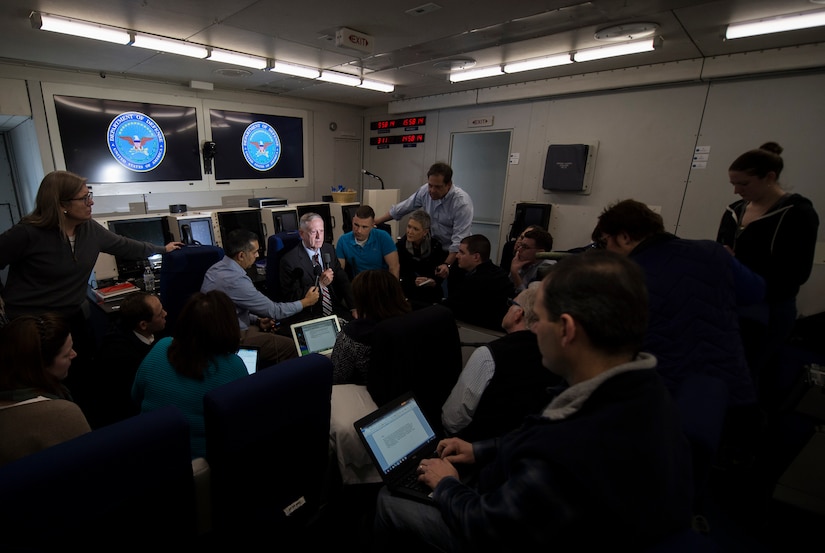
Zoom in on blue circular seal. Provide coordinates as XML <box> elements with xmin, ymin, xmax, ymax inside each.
<box><xmin>242</xmin><ymin>122</ymin><xmax>281</xmax><ymax>171</ymax></box>
<box><xmin>107</xmin><ymin>111</ymin><xmax>166</xmax><ymax>172</ymax></box>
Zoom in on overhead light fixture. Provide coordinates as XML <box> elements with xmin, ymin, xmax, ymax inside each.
<box><xmin>318</xmin><ymin>70</ymin><xmax>361</xmax><ymax>86</ymax></box>
<box><xmin>28</xmin><ymin>11</ymin><xmax>392</xmax><ymax>94</ymax></box>
<box><xmin>449</xmin><ymin>66</ymin><xmax>504</xmax><ymax>83</ymax></box>
<box><xmin>132</xmin><ymin>33</ymin><xmax>208</xmax><ymax>58</ymax></box>
<box><xmin>504</xmin><ymin>54</ymin><xmax>572</xmax><ymax>73</ymax></box>
<box><xmin>725</xmin><ymin>9</ymin><xmax>825</xmax><ymax>39</ymax></box>
<box><xmin>270</xmin><ymin>61</ymin><xmax>320</xmax><ymax>79</ymax></box>
<box><xmin>572</xmin><ymin>37</ymin><xmax>660</xmax><ymax>62</ymax></box>
<box><xmin>30</xmin><ymin>12</ymin><xmax>131</xmax><ymax>44</ymax></box>
<box><xmin>207</xmin><ymin>49</ymin><xmax>267</xmax><ymax>70</ymax></box>
<box><xmin>358</xmin><ymin>79</ymin><xmax>395</xmax><ymax>93</ymax></box>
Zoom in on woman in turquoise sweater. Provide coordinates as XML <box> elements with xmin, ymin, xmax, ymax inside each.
<box><xmin>132</xmin><ymin>290</ymin><xmax>247</xmax><ymax>458</ymax></box>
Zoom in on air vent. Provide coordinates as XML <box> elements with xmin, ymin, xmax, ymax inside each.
<box><xmin>594</xmin><ymin>22</ymin><xmax>659</xmax><ymax>41</ymax></box>
<box><xmin>213</xmin><ymin>68</ymin><xmax>254</xmax><ymax>78</ymax></box>
<box><xmin>432</xmin><ymin>57</ymin><xmax>476</xmax><ymax>72</ymax></box>
<box><xmin>406</xmin><ymin>3</ymin><xmax>442</xmax><ymax>16</ymax></box>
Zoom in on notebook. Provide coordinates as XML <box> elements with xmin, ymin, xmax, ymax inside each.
<box><xmin>237</xmin><ymin>346</ymin><xmax>259</xmax><ymax>375</ymax></box>
<box><xmin>353</xmin><ymin>392</ymin><xmax>440</xmax><ymax>504</ymax></box>
<box><xmin>289</xmin><ymin>314</ymin><xmax>342</xmax><ymax>357</ymax></box>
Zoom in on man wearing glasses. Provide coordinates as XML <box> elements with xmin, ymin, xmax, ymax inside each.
<box><xmin>441</xmin><ymin>282</ymin><xmax>561</xmax><ymax>442</ymax></box>
<box><xmin>508</xmin><ymin>227</ymin><xmax>555</xmax><ymax>293</ymax></box>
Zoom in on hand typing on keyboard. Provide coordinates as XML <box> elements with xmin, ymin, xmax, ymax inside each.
<box><xmin>417</xmin><ymin>456</ymin><xmax>460</xmax><ymax>490</ymax></box>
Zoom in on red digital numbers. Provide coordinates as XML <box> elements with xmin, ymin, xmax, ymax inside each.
<box><xmin>370</xmin><ymin>116</ymin><xmax>426</xmax><ymax>131</ymax></box>
<box><xmin>370</xmin><ymin>133</ymin><xmax>425</xmax><ymax>146</ymax></box>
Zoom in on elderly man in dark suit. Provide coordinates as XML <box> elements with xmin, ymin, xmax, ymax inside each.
<box><xmin>279</xmin><ymin>212</ymin><xmax>355</xmax><ymax>323</ymax></box>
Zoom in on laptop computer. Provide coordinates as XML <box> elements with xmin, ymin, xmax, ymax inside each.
<box><xmin>236</xmin><ymin>346</ymin><xmax>259</xmax><ymax>375</ymax></box>
<box><xmin>289</xmin><ymin>314</ymin><xmax>342</xmax><ymax>357</ymax></box>
<box><xmin>353</xmin><ymin>392</ymin><xmax>440</xmax><ymax>504</ymax></box>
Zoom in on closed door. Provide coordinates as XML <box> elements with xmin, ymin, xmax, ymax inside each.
<box><xmin>449</xmin><ymin>130</ymin><xmax>511</xmax><ymax>263</ymax></box>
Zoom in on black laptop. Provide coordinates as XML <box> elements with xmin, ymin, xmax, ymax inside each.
<box><xmin>353</xmin><ymin>392</ymin><xmax>440</xmax><ymax>504</ymax></box>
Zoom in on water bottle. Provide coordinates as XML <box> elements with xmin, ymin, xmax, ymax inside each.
<box><xmin>143</xmin><ymin>264</ymin><xmax>155</xmax><ymax>292</ymax></box>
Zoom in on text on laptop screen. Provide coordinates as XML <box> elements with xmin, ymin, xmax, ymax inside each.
<box><xmin>292</xmin><ymin>316</ymin><xmax>340</xmax><ymax>356</ymax></box>
<box><xmin>359</xmin><ymin>398</ymin><xmax>436</xmax><ymax>474</ymax></box>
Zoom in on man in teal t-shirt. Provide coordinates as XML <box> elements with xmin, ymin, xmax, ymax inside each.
<box><xmin>336</xmin><ymin>204</ymin><xmax>399</xmax><ymax>278</ymax></box>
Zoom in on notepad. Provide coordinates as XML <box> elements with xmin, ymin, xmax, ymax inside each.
<box><xmin>94</xmin><ymin>281</ymin><xmax>140</xmax><ymax>302</ymax></box>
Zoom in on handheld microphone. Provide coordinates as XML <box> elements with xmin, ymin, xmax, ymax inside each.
<box><xmin>323</xmin><ymin>252</ymin><xmax>331</xmax><ymax>271</ymax></box>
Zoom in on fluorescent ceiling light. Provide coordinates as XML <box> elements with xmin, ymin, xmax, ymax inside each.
<box><xmin>449</xmin><ymin>66</ymin><xmax>504</xmax><ymax>83</ymax></box>
<box><xmin>270</xmin><ymin>61</ymin><xmax>320</xmax><ymax>79</ymax></box>
<box><xmin>726</xmin><ymin>10</ymin><xmax>825</xmax><ymax>39</ymax></box>
<box><xmin>132</xmin><ymin>34</ymin><xmax>208</xmax><ymax>58</ymax></box>
<box><xmin>504</xmin><ymin>54</ymin><xmax>572</xmax><ymax>73</ymax></box>
<box><xmin>318</xmin><ymin>71</ymin><xmax>361</xmax><ymax>86</ymax></box>
<box><xmin>573</xmin><ymin>38</ymin><xmax>658</xmax><ymax>62</ymax></box>
<box><xmin>208</xmin><ymin>49</ymin><xmax>267</xmax><ymax>70</ymax></box>
<box><xmin>358</xmin><ymin>79</ymin><xmax>395</xmax><ymax>93</ymax></box>
<box><xmin>31</xmin><ymin>12</ymin><xmax>131</xmax><ymax>45</ymax></box>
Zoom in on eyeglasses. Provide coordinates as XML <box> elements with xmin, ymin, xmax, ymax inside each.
<box><xmin>66</xmin><ymin>192</ymin><xmax>93</xmax><ymax>205</ymax></box>
<box><xmin>515</xmin><ymin>243</ymin><xmax>535</xmax><ymax>250</ymax></box>
<box><xmin>593</xmin><ymin>235</ymin><xmax>608</xmax><ymax>249</ymax></box>
<box><xmin>507</xmin><ymin>298</ymin><xmax>522</xmax><ymax>309</ymax></box>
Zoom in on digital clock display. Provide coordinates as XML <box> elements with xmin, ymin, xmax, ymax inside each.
<box><xmin>370</xmin><ymin>134</ymin><xmax>425</xmax><ymax>146</ymax></box>
<box><xmin>370</xmin><ymin>116</ymin><xmax>427</xmax><ymax>130</ymax></box>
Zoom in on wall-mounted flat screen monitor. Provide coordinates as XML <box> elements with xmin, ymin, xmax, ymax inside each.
<box><xmin>42</xmin><ymin>83</ymin><xmax>208</xmax><ymax>196</ymax></box>
<box><xmin>216</xmin><ymin>209</ymin><xmax>267</xmax><ymax>257</ymax></box>
<box><xmin>178</xmin><ymin>217</ymin><xmax>216</xmax><ymax>247</ymax></box>
<box><xmin>209</xmin><ymin>108</ymin><xmax>305</xmax><ymax>181</ymax></box>
<box><xmin>271</xmin><ymin>209</ymin><xmax>299</xmax><ymax>234</ymax></box>
<box><xmin>107</xmin><ymin>216</ymin><xmax>170</xmax><ymax>279</ymax></box>
<box><xmin>509</xmin><ymin>203</ymin><xmax>552</xmax><ymax>241</ymax></box>
<box><xmin>340</xmin><ymin>204</ymin><xmax>360</xmax><ymax>235</ymax></box>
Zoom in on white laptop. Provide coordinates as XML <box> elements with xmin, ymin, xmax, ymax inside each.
<box><xmin>289</xmin><ymin>314</ymin><xmax>342</xmax><ymax>357</ymax></box>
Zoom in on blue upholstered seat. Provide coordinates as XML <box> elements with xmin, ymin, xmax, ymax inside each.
<box><xmin>159</xmin><ymin>244</ymin><xmax>224</xmax><ymax>334</ymax></box>
<box><xmin>0</xmin><ymin>405</ymin><xmax>197</xmax><ymax>548</ymax></box>
<box><xmin>203</xmin><ymin>353</ymin><xmax>333</xmax><ymax>541</ymax></box>
<box><xmin>265</xmin><ymin>231</ymin><xmax>302</xmax><ymax>301</ymax></box>
<box><xmin>367</xmin><ymin>304</ymin><xmax>462</xmax><ymax>436</ymax></box>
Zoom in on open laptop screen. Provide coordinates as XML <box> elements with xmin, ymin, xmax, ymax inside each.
<box><xmin>289</xmin><ymin>315</ymin><xmax>342</xmax><ymax>357</ymax></box>
<box><xmin>236</xmin><ymin>346</ymin><xmax>259</xmax><ymax>374</ymax></box>
<box><xmin>356</xmin><ymin>395</ymin><xmax>437</xmax><ymax>475</ymax></box>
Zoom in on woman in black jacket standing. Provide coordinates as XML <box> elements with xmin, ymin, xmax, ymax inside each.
<box><xmin>717</xmin><ymin>142</ymin><xmax>819</xmax><ymax>400</ymax></box>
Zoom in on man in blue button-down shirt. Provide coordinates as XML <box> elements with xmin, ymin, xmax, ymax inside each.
<box><xmin>202</xmin><ymin>229</ymin><xmax>318</xmax><ymax>367</ymax></box>
<box><xmin>374</xmin><ymin>162</ymin><xmax>473</xmax><ymax>281</ymax></box>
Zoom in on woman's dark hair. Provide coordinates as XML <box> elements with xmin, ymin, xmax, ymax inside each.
<box><xmin>729</xmin><ymin>142</ymin><xmax>784</xmax><ymax>179</ymax></box>
<box><xmin>167</xmin><ymin>291</ymin><xmax>242</xmax><ymax>379</ymax></box>
<box><xmin>0</xmin><ymin>313</ymin><xmax>72</xmax><ymax>398</ymax></box>
<box><xmin>351</xmin><ymin>270</ymin><xmax>411</xmax><ymax>321</ymax></box>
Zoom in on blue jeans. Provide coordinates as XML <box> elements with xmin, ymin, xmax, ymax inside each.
<box><xmin>372</xmin><ymin>486</ymin><xmax>466</xmax><ymax>553</ymax></box>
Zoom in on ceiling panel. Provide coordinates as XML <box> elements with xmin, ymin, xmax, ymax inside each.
<box><xmin>0</xmin><ymin>0</ymin><xmax>824</xmax><ymax>110</ymax></box>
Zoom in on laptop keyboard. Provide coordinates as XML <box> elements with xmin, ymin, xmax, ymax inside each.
<box><xmin>399</xmin><ymin>470</ymin><xmax>432</xmax><ymax>495</ymax></box>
